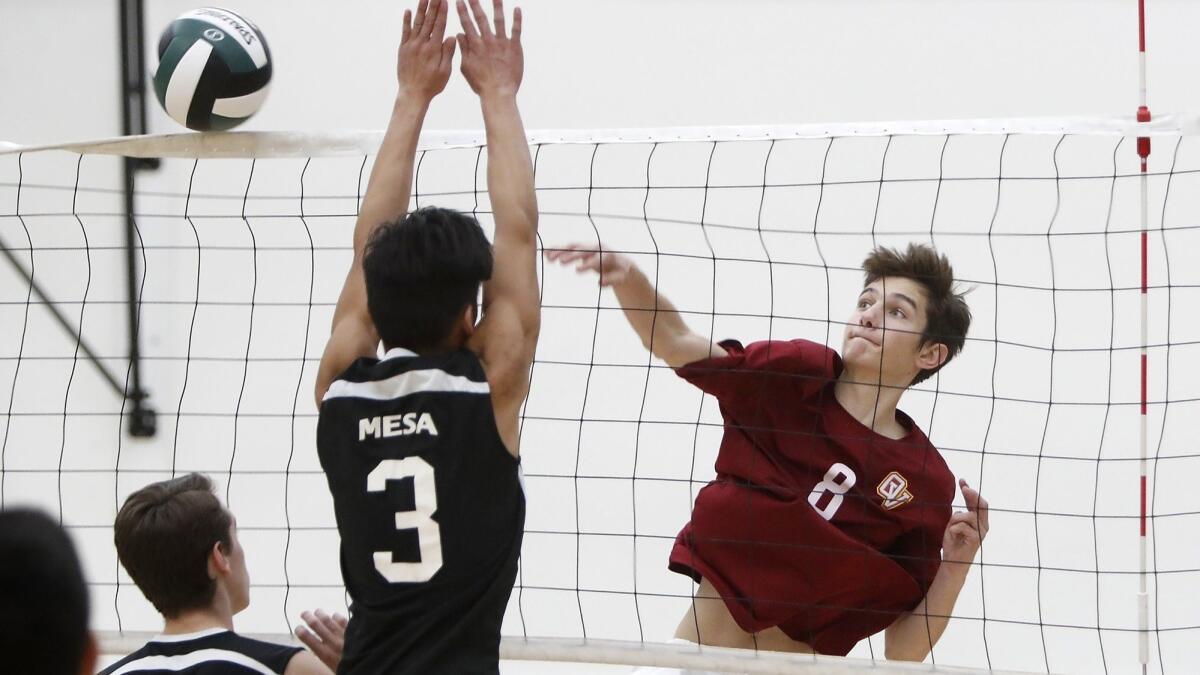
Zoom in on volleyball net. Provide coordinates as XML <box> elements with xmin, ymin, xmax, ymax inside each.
<box><xmin>2</xmin><ymin>117</ymin><xmax>1198</xmax><ymax>673</ymax></box>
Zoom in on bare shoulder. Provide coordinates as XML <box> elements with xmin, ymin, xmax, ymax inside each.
<box><xmin>284</xmin><ymin>649</ymin><xmax>334</xmax><ymax>675</ymax></box>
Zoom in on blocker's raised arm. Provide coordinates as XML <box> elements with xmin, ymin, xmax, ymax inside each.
<box><xmin>314</xmin><ymin>0</ymin><xmax>456</xmax><ymax>406</ymax></box>
<box><xmin>459</xmin><ymin>0</ymin><xmax>540</xmax><ymax>455</ymax></box>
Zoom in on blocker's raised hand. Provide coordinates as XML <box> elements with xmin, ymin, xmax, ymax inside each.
<box><xmin>398</xmin><ymin>0</ymin><xmax>456</xmax><ymax>100</ymax></box>
<box><xmin>456</xmin><ymin>0</ymin><xmax>524</xmax><ymax>97</ymax></box>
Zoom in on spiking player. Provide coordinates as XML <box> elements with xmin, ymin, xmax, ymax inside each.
<box><xmin>548</xmin><ymin>243</ymin><xmax>989</xmax><ymax>660</ymax></box>
<box><xmin>314</xmin><ymin>0</ymin><xmax>538</xmax><ymax>672</ymax></box>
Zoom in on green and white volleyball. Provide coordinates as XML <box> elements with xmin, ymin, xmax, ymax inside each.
<box><xmin>152</xmin><ymin>8</ymin><xmax>272</xmax><ymax>131</ymax></box>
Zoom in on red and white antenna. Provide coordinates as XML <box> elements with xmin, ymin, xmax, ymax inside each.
<box><xmin>1136</xmin><ymin>1</ymin><xmax>1150</xmax><ymax>673</ymax></box>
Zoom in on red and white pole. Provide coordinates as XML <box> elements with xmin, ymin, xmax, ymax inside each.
<box><xmin>1136</xmin><ymin>1</ymin><xmax>1150</xmax><ymax>673</ymax></box>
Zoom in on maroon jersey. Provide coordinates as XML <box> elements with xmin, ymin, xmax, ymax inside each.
<box><xmin>669</xmin><ymin>339</ymin><xmax>955</xmax><ymax>655</ymax></box>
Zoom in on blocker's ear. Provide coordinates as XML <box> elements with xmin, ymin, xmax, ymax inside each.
<box><xmin>917</xmin><ymin>341</ymin><xmax>948</xmax><ymax>372</ymax></box>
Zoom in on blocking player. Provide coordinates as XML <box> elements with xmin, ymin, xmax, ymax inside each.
<box><xmin>313</xmin><ymin>0</ymin><xmax>537</xmax><ymax>672</ymax></box>
<box><xmin>546</xmin><ymin>242</ymin><xmax>988</xmax><ymax>660</ymax></box>
<box><xmin>101</xmin><ymin>473</ymin><xmax>342</xmax><ymax>675</ymax></box>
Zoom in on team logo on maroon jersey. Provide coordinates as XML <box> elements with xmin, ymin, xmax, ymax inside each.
<box><xmin>877</xmin><ymin>471</ymin><xmax>914</xmax><ymax>510</ymax></box>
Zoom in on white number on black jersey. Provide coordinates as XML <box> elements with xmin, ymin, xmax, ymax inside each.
<box><xmin>366</xmin><ymin>457</ymin><xmax>444</xmax><ymax>582</ymax></box>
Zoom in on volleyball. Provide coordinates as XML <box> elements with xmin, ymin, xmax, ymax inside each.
<box><xmin>152</xmin><ymin>7</ymin><xmax>272</xmax><ymax>131</ymax></box>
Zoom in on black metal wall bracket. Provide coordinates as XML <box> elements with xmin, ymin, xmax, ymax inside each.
<box><xmin>119</xmin><ymin>0</ymin><xmax>158</xmax><ymax>437</ymax></box>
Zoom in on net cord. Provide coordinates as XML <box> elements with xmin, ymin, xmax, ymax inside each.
<box><xmin>94</xmin><ymin>632</ymin><xmax>1047</xmax><ymax>675</ymax></box>
<box><xmin>5</xmin><ymin>114</ymin><xmax>1200</xmax><ymax>159</ymax></box>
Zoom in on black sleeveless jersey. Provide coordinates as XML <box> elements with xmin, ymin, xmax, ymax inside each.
<box><xmin>317</xmin><ymin>347</ymin><xmax>524</xmax><ymax>675</ymax></box>
<box><xmin>98</xmin><ymin>629</ymin><xmax>301</xmax><ymax>674</ymax></box>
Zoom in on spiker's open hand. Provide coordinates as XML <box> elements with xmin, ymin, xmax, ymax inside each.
<box><xmin>398</xmin><ymin>0</ymin><xmax>456</xmax><ymax>100</ymax></box>
<box><xmin>545</xmin><ymin>244</ymin><xmax>635</xmax><ymax>288</ymax></box>
<box><xmin>456</xmin><ymin>0</ymin><xmax>524</xmax><ymax>98</ymax></box>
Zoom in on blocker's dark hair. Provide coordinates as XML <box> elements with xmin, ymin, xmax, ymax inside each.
<box><xmin>363</xmin><ymin>206</ymin><xmax>494</xmax><ymax>352</ymax></box>
<box><xmin>0</xmin><ymin>508</ymin><xmax>91</xmax><ymax>675</ymax></box>
<box><xmin>862</xmin><ymin>243</ymin><xmax>972</xmax><ymax>385</ymax></box>
<box><xmin>114</xmin><ymin>473</ymin><xmax>232</xmax><ymax>618</ymax></box>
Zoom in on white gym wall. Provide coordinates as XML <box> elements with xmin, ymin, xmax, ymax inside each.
<box><xmin>8</xmin><ymin>0</ymin><xmax>1200</xmax><ymax>141</ymax></box>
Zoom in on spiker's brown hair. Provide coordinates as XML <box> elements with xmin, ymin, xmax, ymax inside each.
<box><xmin>113</xmin><ymin>473</ymin><xmax>232</xmax><ymax>618</ymax></box>
<box><xmin>862</xmin><ymin>243</ymin><xmax>971</xmax><ymax>385</ymax></box>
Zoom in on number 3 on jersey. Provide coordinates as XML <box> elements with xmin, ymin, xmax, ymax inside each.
<box><xmin>367</xmin><ymin>457</ymin><xmax>443</xmax><ymax>583</ymax></box>
<box><xmin>808</xmin><ymin>462</ymin><xmax>856</xmax><ymax>520</ymax></box>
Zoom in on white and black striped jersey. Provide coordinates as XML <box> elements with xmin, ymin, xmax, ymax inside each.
<box><xmin>317</xmin><ymin>347</ymin><xmax>525</xmax><ymax>675</ymax></box>
<box><xmin>99</xmin><ymin>628</ymin><xmax>301</xmax><ymax>675</ymax></box>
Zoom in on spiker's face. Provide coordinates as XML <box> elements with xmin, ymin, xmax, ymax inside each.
<box><xmin>841</xmin><ymin>276</ymin><xmax>942</xmax><ymax>386</ymax></box>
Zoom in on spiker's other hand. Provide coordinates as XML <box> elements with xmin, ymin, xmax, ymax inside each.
<box><xmin>942</xmin><ymin>479</ymin><xmax>990</xmax><ymax>569</ymax></box>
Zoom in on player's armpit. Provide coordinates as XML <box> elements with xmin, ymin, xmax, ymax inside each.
<box><xmin>480</xmin><ymin>220</ymin><xmax>540</xmax><ymax>343</ymax></box>
<box><xmin>283</xmin><ymin>650</ymin><xmax>335</xmax><ymax>675</ymax></box>
<box><xmin>314</xmin><ymin>313</ymin><xmax>379</xmax><ymax>407</ymax></box>
<box><xmin>471</xmin><ymin>297</ymin><xmax>537</xmax><ymax>457</ymax></box>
